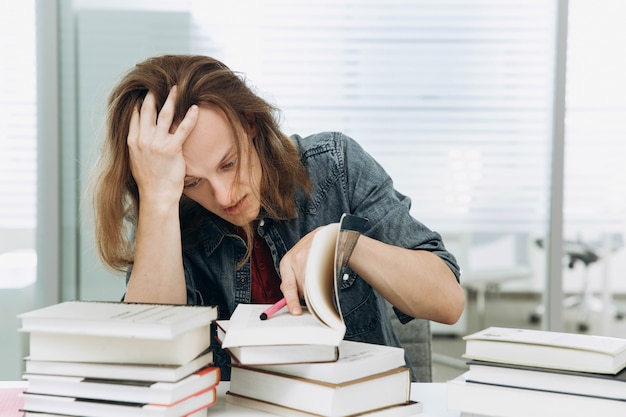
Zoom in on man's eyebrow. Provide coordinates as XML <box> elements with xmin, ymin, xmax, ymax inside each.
<box><xmin>217</xmin><ymin>144</ymin><xmax>236</xmax><ymax>166</ymax></box>
<box><xmin>185</xmin><ymin>144</ymin><xmax>236</xmax><ymax>178</ymax></box>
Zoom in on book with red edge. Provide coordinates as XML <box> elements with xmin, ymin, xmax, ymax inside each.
<box><xmin>23</xmin><ymin>349</ymin><xmax>214</xmax><ymax>383</ymax></box>
<box><xmin>23</xmin><ymin>410</ymin><xmax>208</xmax><ymax>417</ymax></box>
<box><xmin>21</xmin><ymin>385</ymin><xmax>217</xmax><ymax>417</ymax></box>
<box><xmin>23</xmin><ymin>366</ymin><xmax>220</xmax><ymax>405</ymax></box>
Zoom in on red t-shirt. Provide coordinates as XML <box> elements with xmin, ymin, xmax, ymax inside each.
<box><xmin>249</xmin><ymin>232</ymin><xmax>283</xmax><ymax>304</ymax></box>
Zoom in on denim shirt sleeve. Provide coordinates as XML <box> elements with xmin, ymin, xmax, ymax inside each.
<box><xmin>296</xmin><ymin>132</ymin><xmax>460</xmax><ymax>275</ymax></box>
<box><xmin>345</xmin><ymin>133</ymin><xmax>460</xmax><ymax>277</ymax></box>
<box><xmin>292</xmin><ymin>132</ymin><xmax>461</xmax><ymax>324</ymax></box>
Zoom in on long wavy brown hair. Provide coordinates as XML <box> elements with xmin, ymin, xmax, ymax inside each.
<box><xmin>89</xmin><ymin>55</ymin><xmax>311</xmax><ymax>272</ymax></box>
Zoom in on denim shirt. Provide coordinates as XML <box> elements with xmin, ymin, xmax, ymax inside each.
<box><xmin>137</xmin><ymin>131</ymin><xmax>460</xmax><ymax>380</ymax></box>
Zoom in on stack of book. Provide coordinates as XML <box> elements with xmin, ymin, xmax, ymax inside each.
<box><xmin>217</xmin><ymin>303</ymin><xmax>421</xmax><ymax>417</ymax></box>
<box><xmin>217</xmin><ymin>217</ymin><xmax>420</xmax><ymax>416</ymax></box>
<box><xmin>17</xmin><ymin>301</ymin><xmax>221</xmax><ymax>417</ymax></box>
<box><xmin>447</xmin><ymin>326</ymin><xmax>626</xmax><ymax>417</ymax></box>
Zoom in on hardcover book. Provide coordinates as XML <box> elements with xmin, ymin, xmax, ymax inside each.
<box><xmin>228</xmin><ymin>366</ymin><xmax>411</xmax><ymax>417</ymax></box>
<box><xmin>447</xmin><ymin>372</ymin><xmax>626</xmax><ymax>417</ymax></box>
<box><xmin>23</xmin><ymin>349</ymin><xmax>214</xmax><ymax>382</ymax></box>
<box><xmin>225</xmin><ymin>392</ymin><xmax>423</xmax><ymax>417</ymax></box>
<box><xmin>466</xmin><ymin>359</ymin><xmax>626</xmax><ymax>401</ymax></box>
<box><xmin>18</xmin><ymin>301</ymin><xmax>217</xmax><ymax>339</ymax></box>
<box><xmin>21</xmin><ymin>386</ymin><xmax>217</xmax><ymax>417</ymax></box>
<box><xmin>18</xmin><ymin>301</ymin><xmax>217</xmax><ymax>365</ymax></box>
<box><xmin>25</xmin><ymin>325</ymin><xmax>212</xmax><ymax>365</ymax></box>
<box><xmin>251</xmin><ymin>339</ymin><xmax>407</xmax><ymax>384</ymax></box>
<box><xmin>462</xmin><ymin>326</ymin><xmax>626</xmax><ymax>374</ymax></box>
<box><xmin>23</xmin><ymin>366</ymin><xmax>220</xmax><ymax>405</ymax></box>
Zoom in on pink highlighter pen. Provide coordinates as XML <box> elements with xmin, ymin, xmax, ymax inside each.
<box><xmin>259</xmin><ymin>298</ymin><xmax>287</xmax><ymax>320</ymax></box>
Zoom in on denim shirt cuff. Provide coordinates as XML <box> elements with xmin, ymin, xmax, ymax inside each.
<box><xmin>393</xmin><ymin>305</ymin><xmax>415</xmax><ymax>324</ymax></box>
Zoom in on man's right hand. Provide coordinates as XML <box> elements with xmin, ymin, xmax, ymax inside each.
<box><xmin>126</xmin><ymin>86</ymin><xmax>199</xmax><ymax>209</ymax></box>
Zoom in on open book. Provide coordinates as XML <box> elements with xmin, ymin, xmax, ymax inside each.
<box><xmin>220</xmin><ymin>214</ymin><xmax>367</xmax><ymax>365</ymax></box>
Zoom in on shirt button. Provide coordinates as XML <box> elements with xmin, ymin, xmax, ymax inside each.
<box><xmin>259</xmin><ymin>262</ymin><xmax>265</xmax><ymax>271</ymax></box>
<box><xmin>259</xmin><ymin>219</ymin><xmax>265</xmax><ymax>227</ymax></box>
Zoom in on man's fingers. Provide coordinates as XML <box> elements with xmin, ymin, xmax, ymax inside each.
<box><xmin>127</xmin><ymin>105</ymin><xmax>140</xmax><ymax>146</ymax></box>
<box><xmin>280</xmin><ymin>270</ymin><xmax>302</xmax><ymax>316</ymax></box>
<box><xmin>139</xmin><ymin>91</ymin><xmax>157</xmax><ymax>133</ymax></box>
<box><xmin>172</xmin><ymin>104</ymin><xmax>199</xmax><ymax>145</ymax></box>
<box><xmin>284</xmin><ymin>293</ymin><xmax>302</xmax><ymax>316</ymax></box>
<box><xmin>156</xmin><ymin>86</ymin><xmax>177</xmax><ymax>134</ymax></box>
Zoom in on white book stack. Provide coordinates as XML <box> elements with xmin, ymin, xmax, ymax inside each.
<box><xmin>447</xmin><ymin>326</ymin><xmax>626</xmax><ymax>417</ymax></box>
<box><xmin>218</xmin><ymin>311</ymin><xmax>422</xmax><ymax>417</ymax></box>
<box><xmin>18</xmin><ymin>301</ymin><xmax>221</xmax><ymax>417</ymax></box>
<box><xmin>220</xmin><ymin>216</ymin><xmax>421</xmax><ymax>416</ymax></box>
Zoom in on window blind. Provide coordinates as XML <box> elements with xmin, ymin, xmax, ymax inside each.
<box><xmin>0</xmin><ymin>0</ymin><xmax>37</xmax><ymax>229</ymax></box>
<box><xmin>65</xmin><ymin>0</ymin><xmax>626</xmax><ymax>238</ymax></box>
<box><xmin>192</xmin><ymin>0</ymin><xmax>557</xmax><ymax>233</ymax></box>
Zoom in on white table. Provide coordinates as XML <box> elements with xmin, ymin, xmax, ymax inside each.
<box><xmin>1</xmin><ymin>381</ymin><xmax>460</xmax><ymax>417</ymax></box>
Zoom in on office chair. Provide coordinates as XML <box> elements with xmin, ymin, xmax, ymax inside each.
<box><xmin>529</xmin><ymin>238</ymin><xmax>625</xmax><ymax>332</ymax></box>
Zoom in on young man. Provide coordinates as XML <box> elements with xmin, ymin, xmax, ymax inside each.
<box><xmin>90</xmin><ymin>54</ymin><xmax>465</xmax><ymax>379</ymax></box>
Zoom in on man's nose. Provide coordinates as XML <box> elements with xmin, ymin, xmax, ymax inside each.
<box><xmin>210</xmin><ymin>177</ymin><xmax>233</xmax><ymax>207</ymax></box>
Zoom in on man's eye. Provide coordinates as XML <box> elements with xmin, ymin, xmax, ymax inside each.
<box><xmin>222</xmin><ymin>159</ymin><xmax>237</xmax><ymax>170</ymax></box>
<box><xmin>184</xmin><ymin>179</ymin><xmax>200</xmax><ymax>188</ymax></box>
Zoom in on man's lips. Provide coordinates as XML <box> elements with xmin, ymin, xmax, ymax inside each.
<box><xmin>223</xmin><ymin>195</ymin><xmax>246</xmax><ymax>216</ymax></box>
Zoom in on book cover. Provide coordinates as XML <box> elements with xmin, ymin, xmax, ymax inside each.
<box><xmin>466</xmin><ymin>359</ymin><xmax>626</xmax><ymax>401</ymax></box>
<box><xmin>251</xmin><ymin>339</ymin><xmax>407</xmax><ymax>384</ymax></box>
<box><xmin>21</xmin><ymin>385</ymin><xmax>217</xmax><ymax>417</ymax></box>
<box><xmin>225</xmin><ymin>391</ymin><xmax>423</xmax><ymax>417</ymax></box>
<box><xmin>462</xmin><ymin>326</ymin><xmax>626</xmax><ymax>374</ymax></box>
<box><xmin>23</xmin><ymin>366</ymin><xmax>220</xmax><ymax>405</ymax></box>
<box><xmin>23</xmin><ymin>349</ymin><xmax>214</xmax><ymax>382</ymax></box>
<box><xmin>229</xmin><ymin>366</ymin><xmax>411</xmax><ymax>417</ymax></box>
<box><xmin>18</xmin><ymin>301</ymin><xmax>218</xmax><ymax>339</ymax></box>
<box><xmin>447</xmin><ymin>372</ymin><xmax>626</xmax><ymax>417</ymax></box>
